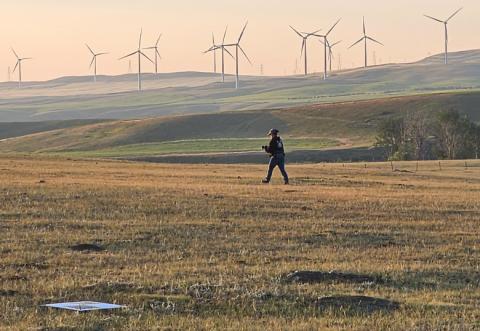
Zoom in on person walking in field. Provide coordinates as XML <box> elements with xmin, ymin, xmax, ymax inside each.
<box><xmin>262</xmin><ymin>128</ymin><xmax>289</xmax><ymax>185</ymax></box>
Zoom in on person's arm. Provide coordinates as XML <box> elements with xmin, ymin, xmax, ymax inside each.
<box><xmin>268</xmin><ymin>139</ymin><xmax>277</xmax><ymax>154</ymax></box>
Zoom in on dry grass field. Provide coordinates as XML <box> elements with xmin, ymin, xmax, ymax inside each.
<box><xmin>0</xmin><ymin>156</ymin><xmax>479</xmax><ymax>330</ymax></box>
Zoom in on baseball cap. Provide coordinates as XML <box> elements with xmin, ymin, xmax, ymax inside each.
<box><xmin>267</xmin><ymin>128</ymin><xmax>279</xmax><ymax>136</ymax></box>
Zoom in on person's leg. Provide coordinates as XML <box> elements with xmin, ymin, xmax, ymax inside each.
<box><xmin>277</xmin><ymin>154</ymin><xmax>289</xmax><ymax>184</ymax></box>
<box><xmin>263</xmin><ymin>156</ymin><xmax>278</xmax><ymax>183</ymax></box>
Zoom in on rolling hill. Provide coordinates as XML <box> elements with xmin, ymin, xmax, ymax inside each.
<box><xmin>1</xmin><ymin>50</ymin><xmax>480</xmax><ymax>122</ymax></box>
<box><xmin>1</xmin><ymin>91</ymin><xmax>479</xmax><ymax>162</ymax></box>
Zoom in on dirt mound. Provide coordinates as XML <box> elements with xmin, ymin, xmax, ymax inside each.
<box><xmin>283</xmin><ymin>270</ymin><xmax>380</xmax><ymax>284</ymax></box>
<box><xmin>317</xmin><ymin>295</ymin><xmax>399</xmax><ymax>314</ymax></box>
<box><xmin>70</xmin><ymin>244</ymin><xmax>105</xmax><ymax>252</ymax></box>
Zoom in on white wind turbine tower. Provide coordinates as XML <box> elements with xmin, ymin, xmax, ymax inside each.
<box><xmin>12</xmin><ymin>48</ymin><xmax>32</xmax><ymax>88</ymax></box>
<box><xmin>86</xmin><ymin>44</ymin><xmax>107</xmax><ymax>83</ymax></box>
<box><xmin>204</xmin><ymin>27</ymin><xmax>234</xmax><ymax>82</ymax></box>
<box><xmin>119</xmin><ymin>29</ymin><xmax>154</xmax><ymax>91</ymax></box>
<box><xmin>290</xmin><ymin>26</ymin><xmax>322</xmax><ymax>76</ymax></box>
<box><xmin>313</xmin><ymin>19</ymin><xmax>341</xmax><ymax>80</ymax></box>
<box><xmin>348</xmin><ymin>17</ymin><xmax>384</xmax><ymax>68</ymax></box>
<box><xmin>224</xmin><ymin>22</ymin><xmax>252</xmax><ymax>89</ymax></box>
<box><xmin>424</xmin><ymin>8</ymin><xmax>463</xmax><ymax>65</ymax></box>
<box><xmin>210</xmin><ymin>33</ymin><xmax>217</xmax><ymax>74</ymax></box>
<box><xmin>319</xmin><ymin>39</ymin><xmax>342</xmax><ymax>75</ymax></box>
<box><xmin>144</xmin><ymin>33</ymin><xmax>163</xmax><ymax>75</ymax></box>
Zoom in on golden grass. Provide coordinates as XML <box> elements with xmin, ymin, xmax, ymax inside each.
<box><xmin>1</xmin><ymin>156</ymin><xmax>479</xmax><ymax>330</ymax></box>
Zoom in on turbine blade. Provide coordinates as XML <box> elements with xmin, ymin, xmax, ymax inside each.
<box><xmin>348</xmin><ymin>37</ymin><xmax>364</xmax><ymax>49</ymax></box>
<box><xmin>238</xmin><ymin>45</ymin><xmax>252</xmax><ymax>65</ymax></box>
<box><xmin>222</xmin><ymin>25</ymin><xmax>228</xmax><ymax>44</ymax></box>
<box><xmin>96</xmin><ymin>52</ymin><xmax>108</xmax><ymax>56</ymax></box>
<box><xmin>224</xmin><ymin>47</ymin><xmax>235</xmax><ymax>59</ymax></box>
<box><xmin>156</xmin><ymin>49</ymin><xmax>162</xmax><ymax>60</ymax></box>
<box><xmin>331</xmin><ymin>40</ymin><xmax>342</xmax><ymax>47</ymax></box>
<box><xmin>446</xmin><ymin>7</ymin><xmax>463</xmax><ymax>22</ymax></box>
<box><xmin>424</xmin><ymin>14</ymin><xmax>444</xmax><ymax>23</ymax></box>
<box><xmin>363</xmin><ymin>17</ymin><xmax>366</xmax><ymax>35</ymax></box>
<box><xmin>307</xmin><ymin>29</ymin><xmax>323</xmax><ymax>37</ymax></box>
<box><xmin>140</xmin><ymin>51</ymin><xmax>154</xmax><ymax>64</ymax></box>
<box><xmin>204</xmin><ymin>45</ymin><xmax>221</xmax><ymax>53</ymax></box>
<box><xmin>89</xmin><ymin>56</ymin><xmax>95</xmax><ymax>69</ymax></box>
<box><xmin>300</xmin><ymin>39</ymin><xmax>306</xmax><ymax>57</ymax></box>
<box><xmin>119</xmin><ymin>51</ymin><xmax>137</xmax><ymax>60</ymax></box>
<box><xmin>138</xmin><ymin>28</ymin><xmax>143</xmax><ymax>50</ymax></box>
<box><xmin>290</xmin><ymin>25</ymin><xmax>304</xmax><ymax>38</ymax></box>
<box><xmin>11</xmin><ymin>48</ymin><xmax>19</xmax><ymax>59</ymax></box>
<box><xmin>156</xmin><ymin>33</ymin><xmax>162</xmax><ymax>46</ymax></box>
<box><xmin>13</xmin><ymin>61</ymin><xmax>19</xmax><ymax>73</ymax></box>
<box><xmin>85</xmin><ymin>44</ymin><xmax>95</xmax><ymax>55</ymax></box>
<box><xmin>367</xmin><ymin>36</ymin><xmax>384</xmax><ymax>46</ymax></box>
<box><xmin>238</xmin><ymin>21</ymin><xmax>248</xmax><ymax>43</ymax></box>
<box><xmin>326</xmin><ymin>18</ymin><xmax>341</xmax><ymax>37</ymax></box>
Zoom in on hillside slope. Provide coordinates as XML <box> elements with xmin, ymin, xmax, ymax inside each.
<box><xmin>0</xmin><ymin>119</ymin><xmax>107</xmax><ymax>140</ymax></box>
<box><xmin>1</xmin><ymin>91</ymin><xmax>479</xmax><ymax>156</ymax></box>
<box><xmin>1</xmin><ymin>50</ymin><xmax>480</xmax><ymax>122</ymax></box>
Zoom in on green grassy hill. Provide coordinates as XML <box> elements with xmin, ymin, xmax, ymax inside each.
<box><xmin>0</xmin><ymin>119</ymin><xmax>107</xmax><ymax>140</ymax></box>
<box><xmin>1</xmin><ymin>91</ymin><xmax>479</xmax><ymax>159</ymax></box>
<box><xmin>1</xmin><ymin>50</ymin><xmax>480</xmax><ymax>122</ymax></box>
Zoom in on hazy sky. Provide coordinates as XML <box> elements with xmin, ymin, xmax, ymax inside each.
<box><xmin>1</xmin><ymin>0</ymin><xmax>477</xmax><ymax>81</ymax></box>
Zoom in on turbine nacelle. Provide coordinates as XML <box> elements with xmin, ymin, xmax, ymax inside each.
<box><xmin>11</xmin><ymin>48</ymin><xmax>31</xmax><ymax>87</ymax></box>
<box><xmin>118</xmin><ymin>29</ymin><xmax>154</xmax><ymax>91</ymax></box>
<box><xmin>424</xmin><ymin>8</ymin><xmax>462</xmax><ymax>64</ymax></box>
<box><xmin>143</xmin><ymin>33</ymin><xmax>163</xmax><ymax>75</ymax></box>
<box><xmin>223</xmin><ymin>22</ymin><xmax>252</xmax><ymax>88</ymax></box>
<box><xmin>348</xmin><ymin>17</ymin><xmax>383</xmax><ymax>68</ymax></box>
<box><xmin>290</xmin><ymin>25</ymin><xmax>322</xmax><ymax>75</ymax></box>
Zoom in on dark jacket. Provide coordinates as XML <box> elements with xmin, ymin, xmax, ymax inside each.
<box><xmin>266</xmin><ymin>137</ymin><xmax>285</xmax><ymax>156</ymax></box>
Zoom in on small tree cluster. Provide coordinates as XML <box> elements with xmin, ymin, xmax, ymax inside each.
<box><xmin>376</xmin><ymin>109</ymin><xmax>480</xmax><ymax>161</ymax></box>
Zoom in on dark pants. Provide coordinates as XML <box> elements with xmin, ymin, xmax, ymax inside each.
<box><xmin>266</xmin><ymin>153</ymin><xmax>289</xmax><ymax>183</ymax></box>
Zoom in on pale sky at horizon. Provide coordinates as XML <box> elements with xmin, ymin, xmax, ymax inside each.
<box><xmin>1</xmin><ymin>0</ymin><xmax>477</xmax><ymax>81</ymax></box>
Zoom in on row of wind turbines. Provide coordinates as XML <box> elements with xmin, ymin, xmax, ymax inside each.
<box><xmin>286</xmin><ymin>7</ymin><xmax>463</xmax><ymax>80</ymax></box>
<box><xmin>9</xmin><ymin>8</ymin><xmax>464</xmax><ymax>91</ymax></box>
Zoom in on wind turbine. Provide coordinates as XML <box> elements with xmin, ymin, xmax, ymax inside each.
<box><xmin>204</xmin><ymin>26</ymin><xmax>234</xmax><ymax>82</ymax></box>
<box><xmin>319</xmin><ymin>39</ymin><xmax>342</xmax><ymax>75</ymax></box>
<box><xmin>290</xmin><ymin>26</ymin><xmax>322</xmax><ymax>76</ymax></box>
<box><xmin>144</xmin><ymin>33</ymin><xmax>162</xmax><ymax>75</ymax></box>
<box><xmin>11</xmin><ymin>48</ymin><xmax>31</xmax><ymax>88</ymax></box>
<box><xmin>224</xmin><ymin>22</ymin><xmax>252</xmax><ymax>89</ymax></box>
<box><xmin>119</xmin><ymin>29</ymin><xmax>154</xmax><ymax>91</ymax></box>
<box><xmin>313</xmin><ymin>19</ymin><xmax>341</xmax><ymax>80</ymax></box>
<box><xmin>348</xmin><ymin>17</ymin><xmax>384</xmax><ymax>68</ymax></box>
<box><xmin>210</xmin><ymin>33</ymin><xmax>217</xmax><ymax>74</ymax></box>
<box><xmin>86</xmin><ymin>44</ymin><xmax>107</xmax><ymax>83</ymax></box>
<box><xmin>424</xmin><ymin>8</ymin><xmax>463</xmax><ymax>65</ymax></box>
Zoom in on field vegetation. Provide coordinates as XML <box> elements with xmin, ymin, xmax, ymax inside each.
<box><xmin>1</xmin><ymin>91</ymin><xmax>480</xmax><ymax>159</ymax></box>
<box><xmin>0</xmin><ymin>156</ymin><xmax>479</xmax><ymax>330</ymax></box>
<box><xmin>1</xmin><ymin>50</ymin><xmax>480</xmax><ymax>122</ymax></box>
<box><xmin>47</xmin><ymin>138</ymin><xmax>338</xmax><ymax>158</ymax></box>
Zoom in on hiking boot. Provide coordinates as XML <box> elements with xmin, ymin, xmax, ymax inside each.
<box><xmin>284</xmin><ymin>181</ymin><xmax>289</xmax><ymax>185</ymax></box>
<box><xmin>262</xmin><ymin>178</ymin><xmax>270</xmax><ymax>184</ymax></box>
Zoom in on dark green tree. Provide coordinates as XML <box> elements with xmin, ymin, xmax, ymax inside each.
<box><xmin>375</xmin><ymin>118</ymin><xmax>405</xmax><ymax>160</ymax></box>
<box><xmin>435</xmin><ymin>109</ymin><xmax>468</xmax><ymax>160</ymax></box>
